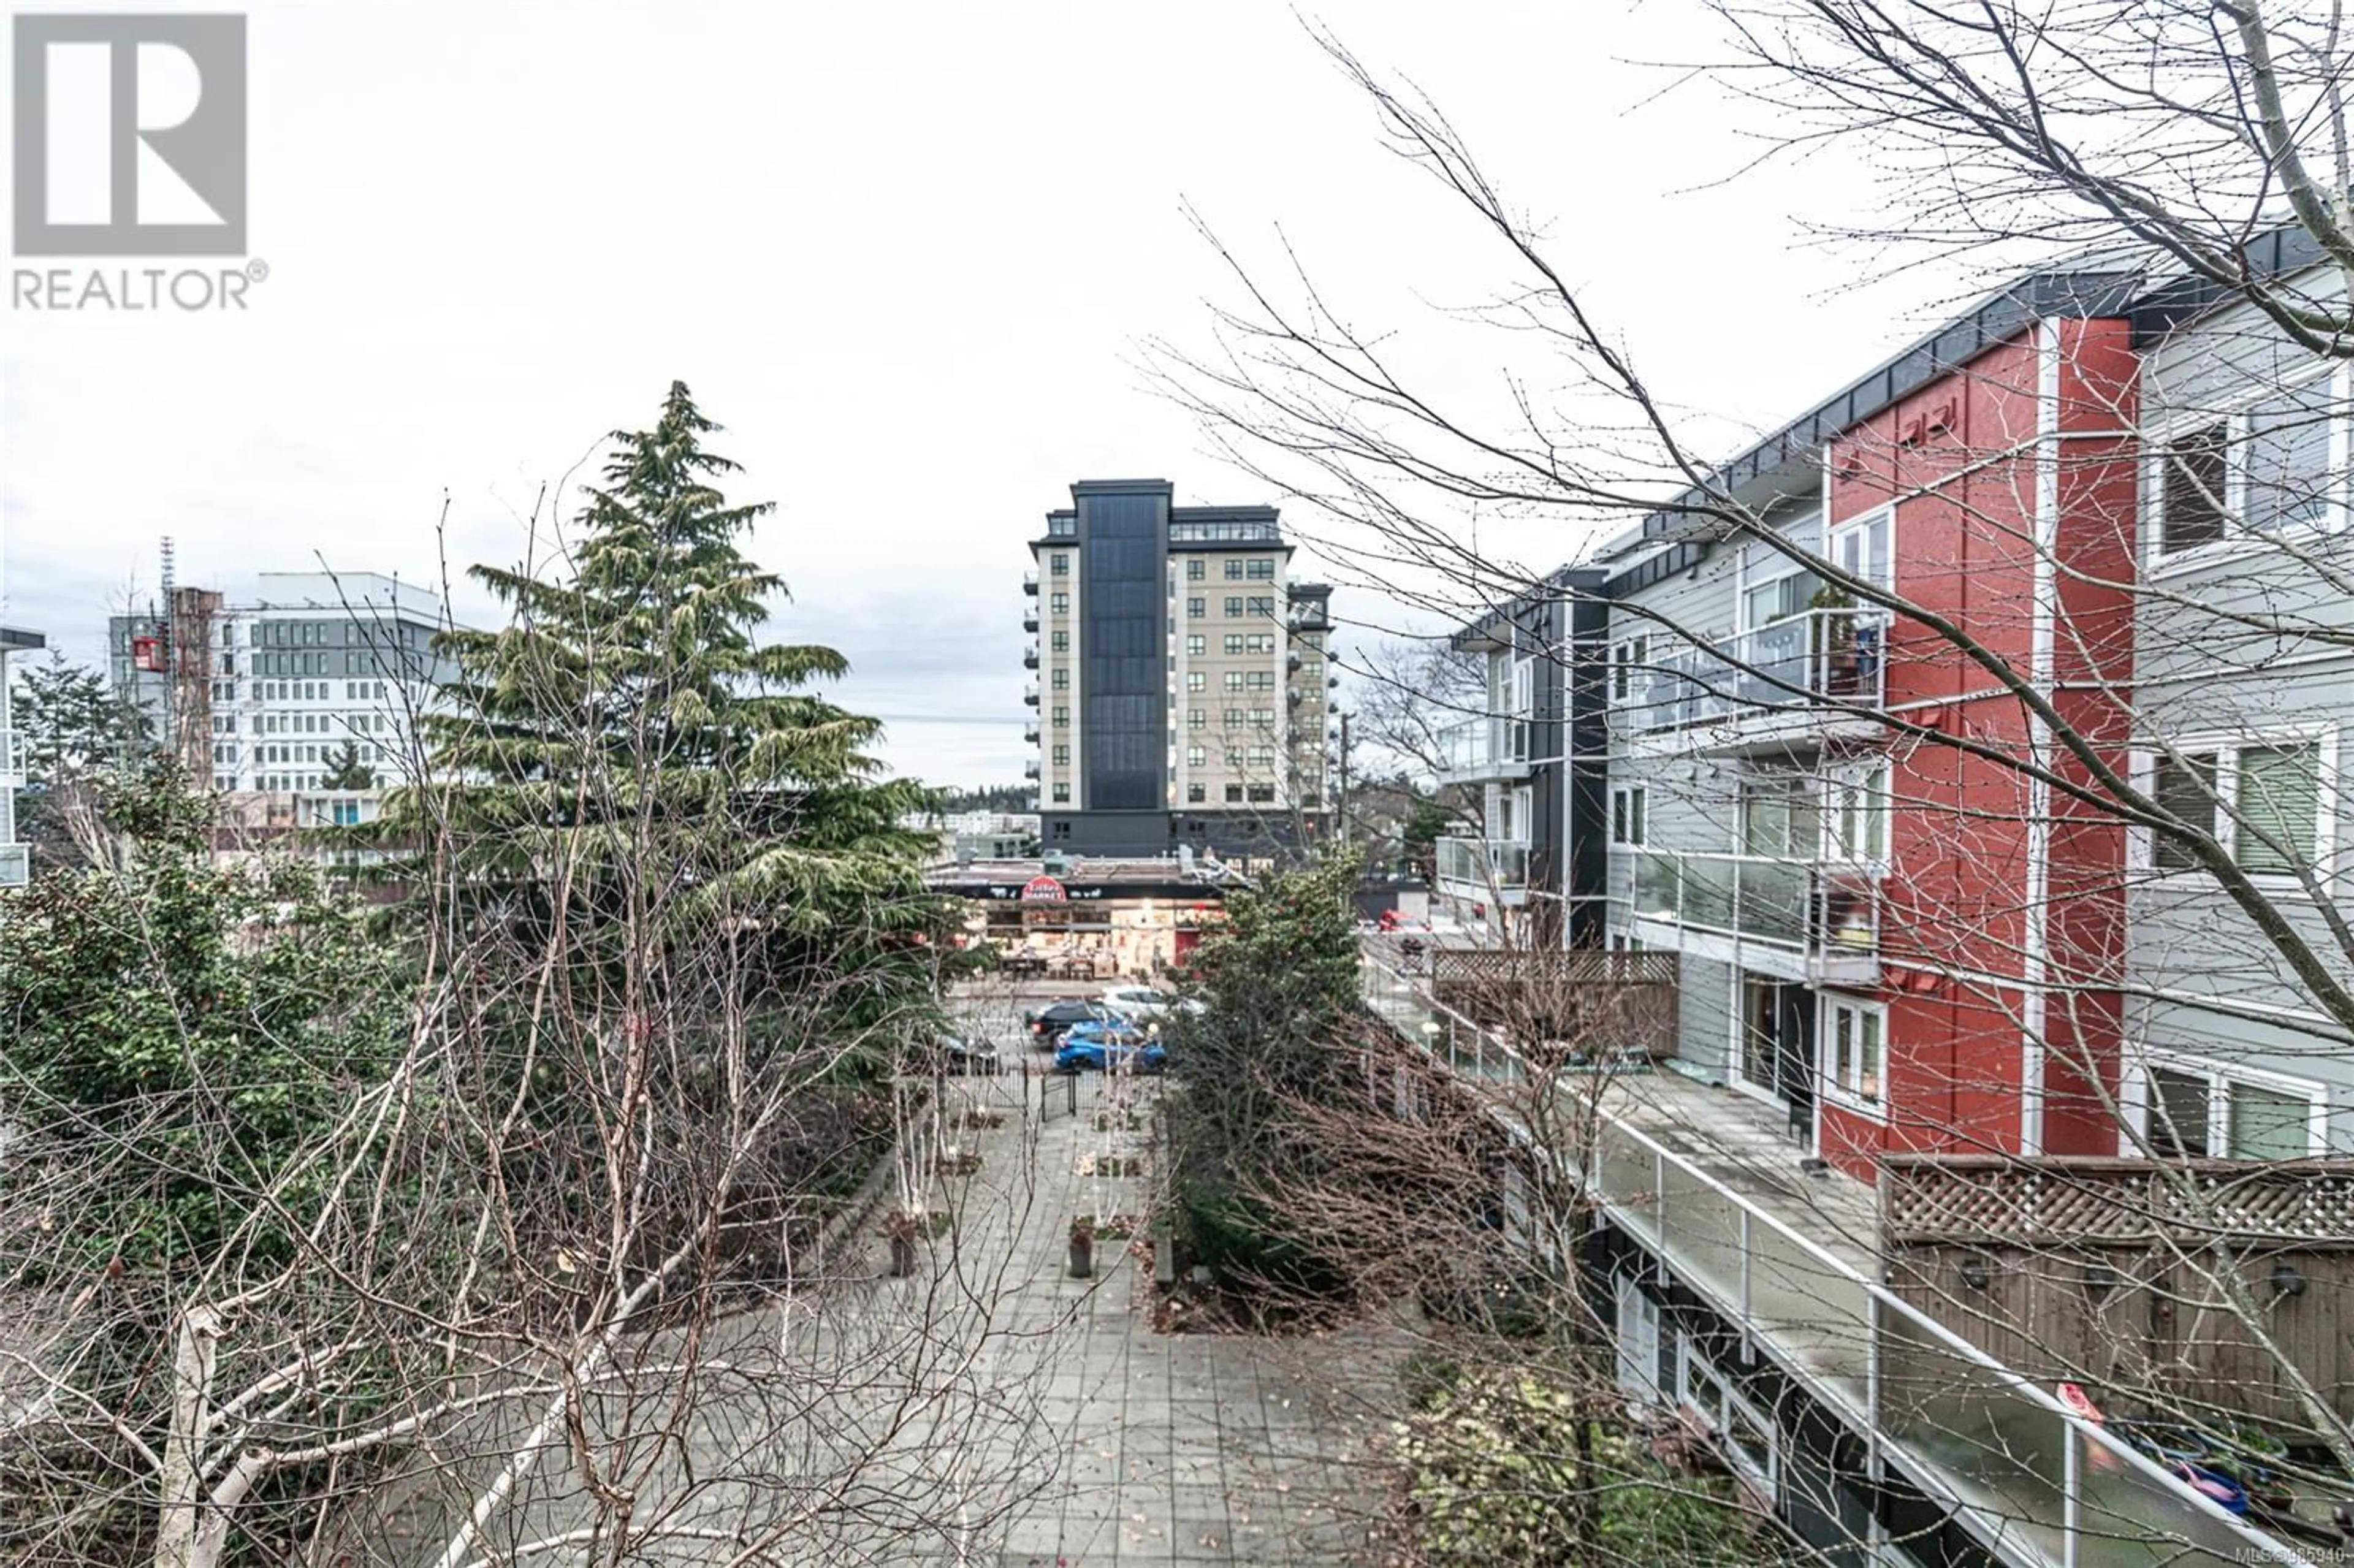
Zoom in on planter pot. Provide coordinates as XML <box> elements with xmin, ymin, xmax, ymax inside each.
<box><xmin>1068</xmin><ymin>1238</ymin><xmax>1094</xmax><ymax>1279</ymax></box>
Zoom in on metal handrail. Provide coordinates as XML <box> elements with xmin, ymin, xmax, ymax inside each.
<box><xmin>1358</xmin><ymin>950</ymin><xmax>2303</xmax><ymax>1567</ymax></box>
<box><xmin>1627</xmin><ymin>848</ymin><xmax>1882</xmax><ymax>957</ymax></box>
<box><xmin>1635</xmin><ymin>607</ymin><xmax>1889</xmax><ymax>733</ymax></box>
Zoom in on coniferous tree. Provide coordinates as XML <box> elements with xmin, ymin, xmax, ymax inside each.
<box><xmin>393</xmin><ymin>382</ymin><xmax>951</xmax><ymax>1057</ymax></box>
<box><xmin>318</xmin><ymin>738</ymin><xmax>374</xmax><ymax>791</ymax></box>
<box><xmin>11</xmin><ymin>652</ymin><xmax>154</xmax><ymax>870</ymax></box>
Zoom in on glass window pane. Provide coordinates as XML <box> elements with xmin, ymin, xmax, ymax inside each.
<box><xmin>2234</xmin><ymin>743</ymin><xmax>2320</xmax><ymax>875</ymax></box>
<box><xmin>2161</xmin><ymin>424</ymin><xmax>2228</xmax><ymax>550</ymax></box>
<box><xmin>2152</xmin><ymin>753</ymin><xmax>2218</xmax><ymax>870</ymax></box>
<box><xmin>2149</xmin><ymin>1068</ymin><xmax>2211</xmax><ymax>1159</ymax></box>
<box><xmin>2228</xmin><ymin>1083</ymin><xmax>2310</xmax><ymax>1159</ymax></box>
<box><xmin>2243</xmin><ymin>382</ymin><xmax>2337</xmax><ymax>531</ymax></box>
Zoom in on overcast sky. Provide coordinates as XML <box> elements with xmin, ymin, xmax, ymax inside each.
<box><xmin>2</xmin><ymin>1</ymin><xmax>1977</xmax><ymax>788</ymax></box>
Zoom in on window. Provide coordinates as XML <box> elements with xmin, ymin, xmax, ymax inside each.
<box><xmin>1826</xmin><ymin>508</ymin><xmax>1892</xmax><ymax>592</ymax></box>
<box><xmin>1247</xmin><ymin>671</ymin><xmax>1274</xmax><ymax>691</ymax></box>
<box><xmin>1049</xmin><ymin>592</ymin><xmax>1069</xmax><ymax>614</ymax></box>
<box><xmin>1246</xmin><ymin>558</ymin><xmax>1275</xmax><ymax>580</ymax></box>
<box><xmin>2146</xmin><ymin>1062</ymin><xmax>2317</xmax><ymax>1159</ymax></box>
<box><xmin>1824</xmin><ymin>995</ymin><xmax>1885</xmax><ymax>1112</ymax></box>
<box><xmin>1251</xmin><ymin>708</ymin><xmax>1274</xmax><ymax>727</ymax></box>
<box><xmin>2150</xmin><ymin>741</ymin><xmax>2323</xmax><ymax>875</ymax></box>
<box><xmin>1186</xmin><ymin>634</ymin><xmax>1204</xmax><ymax>657</ymax></box>
<box><xmin>1053</xmin><ymin>783</ymin><xmax>1070</xmax><ymax>803</ymax></box>
<box><xmin>1828</xmin><ymin>764</ymin><xmax>1891</xmax><ymax>861</ymax></box>
<box><xmin>2159</xmin><ymin>423</ymin><xmax>2230</xmax><ymax>552</ymax></box>
<box><xmin>1218</xmin><ymin>634</ymin><xmax>1240</xmax><ymax>655</ymax></box>
<box><xmin>1677</xmin><ymin>1344</ymin><xmax>1777</xmax><ymax>1494</ymax></box>
<box><xmin>1051</xmin><ymin>706</ymin><xmax>1068</xmax><ymax>728</ymax></box>
<box><xmin>1051</xmin><ymin>669</ymin><xmax>1068</xmax><ymax>690</ymax></box>
<box><xmin>2236</xmin><ymin>742</ymin><xmax>2323</xmax><ymax>875</ymax></box>
<box><xmin>1187</xmin><ymin>597</ymin><xmax>1205</xmax><ymax>618</ymax></box>
<box><xmin>2152</xmin><ymin>751</ymin><xmax>2219</xmax><ymax>869</ymax></box>
<box><xmin>1246</xmin><ymin>633</ymin><xmax>1275</xmax><ymax>654</ymax></box>
<box><xmin>1186</xmin><ymin>558</ymin><xmax>1205</xmax><ymax>581</ymax></box>
<box><xmin>1224</xmin><ymin>558</ymin><xmax>1243</xmax><ymax>580</ymax></box>
<box><xmin>1187</xmin><ymin>708</ymin><xmax>1205</xmax><ymax>729</ymax></box>
<box><xmin>1187</xmin><ymin>783</ymin><xmax>1206</xmax><ymax>802</ymax></box>
<box><xmin>1186</xmin><ymin>672</ymin><xmax>1205</xmax><ymax>693</ymax></box>
<box><xmin>1606</xmin><ymin>636</ymin><xmax>1645</xmax><ymax>704</ymax></box>
<box><xmin>1247</xmin><ymin>783</ymin><xmax>1276</xmax><ymax>802</ymax></box>
<box><xmin>1049</xmin><ymin>515</ymin><xmax>1076</xmax><ymax>538</ymax></box>
<box><xmin>2243</xmin><ymin>379</ymin><xmax>2339</xmax><ymax>532</ymax></box>
<box><xmin>1224</xmin><ymin>672</ymin><xmax>1244</xmax><ymax>692</ymax></box>
<box><xmin>1247</xmin><ymin>595</ymin><xmax>1274</xmax><ymax>616</ymax></box>
<box><xmin>1049</xmin><ymin>553</ymin><xmax>1069</xmax><ymax>577</ymax></box>
<box><xmin>1224</xmin><ymin>596</ymin><xmax>1244</xmax><ymax>617</ymax></box>
<box><xmin>1225</xmin><ymin>784</ymin><xmax>1243</xmax><ymax>802</ymax></box>
<box><xmin>1610</xmin><ymin>785</ymin><xmax>1647</xmax><ymax>846</ymax></box>
<box><xmin>1186</xmin><ymin>745</ymin><xmax>1205</xmax><ymax>767</ymax></box>
<box><xmin>1224</xmin><ymin>709</ymin><xmax>1244</xmax><ymax>728</ymax></box>
<box><xmin>1247</xmin><ymin>747</ymin><xmax>1274</xmax><ymax>769</ymax></box>
<box><xmin>1052</xmin><ymin>745</ymin><xmax>1070</xmax><ymax>765</ymax></box>
<box><xmin>1051</xmin><ymin>631</ymin><xmax>1068</xmax><ymax>652</ymax></box>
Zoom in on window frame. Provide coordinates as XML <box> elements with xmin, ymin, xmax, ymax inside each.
<box><xmin>1819</xmin><ymin>992</ymin><xmax>1888</xmax><ymax>1122</ymax></box>
<box><xmin>2146</xmin><ymin>363</ymin><xmax>2350</xmax><ymax>570</ymax></box>
<box><xmin>1609</xmin><ymin>784</ymin><xmax>1647</xmax><ymax>847</ymax></box>
<box><xmin>2129</xmin><ymin>729</ymin><xmax>2336</xmax><ymax>884</ymax></box>
<box><xmin>2131</xmin><ymin>1051</ymin><xmax>2326</xmax><ymax>1159</ymax></box>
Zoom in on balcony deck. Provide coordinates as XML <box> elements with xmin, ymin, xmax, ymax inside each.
<box><xmin>1433</xmin><ymin>715</ymin><xmax>1532</xmax><ymax>786</ymax></box>
<box><xmin>1361</xmin><ymin>940</ymin><xmax>2298</xmax><ymax>1568</ymax></box>
<box><xmin>1630</xmin><ymin>608</ymin><xmax>1889</xmax><ymax>756</ymax></box>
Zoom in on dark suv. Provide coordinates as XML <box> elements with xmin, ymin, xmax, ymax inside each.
<box><xmin>1021</xmin><ymin>1000</ymin><xmax>1119</xmax><ymax>1048</ymax></box>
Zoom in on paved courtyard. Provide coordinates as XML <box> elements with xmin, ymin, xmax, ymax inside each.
<box><xmin>914</xmin><ymin>983</ymin><xmax>1405</xmax><ymax>1567</ymax></box>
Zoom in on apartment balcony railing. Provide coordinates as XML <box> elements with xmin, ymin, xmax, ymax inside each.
<box><xmin>1023</xmin><ymin>721</ymin><xmax>1040</xmax><ymax>745</ymax></box>
<box><xmin>1626</xmin><ymin>848</ymin><xmax>1881</xmax><ymax>983</ymax></box>
<box><xmin>1434</xmin><ymin>715</ymin><xmax>1531</xmax><ymax>785</ymax></box>
<box><xmin>1022</xmin><ymin>644</ymin><xmax>1039</xmax><ymax>671</ymax></box>
<box><xmin>1357</xmin><ymin>949</ymin><xmax>2295</xmax><ymax>1568</ymax></box>
<box><xmin>0</xmin><ymin>843</ymin><xmax>27</xmax><ymax>889</ymax></box>
<box><xmin>0</xmin><ymin>729</ymin><xmax>20</xmax><ymax>782</ymax></box>
<box><xmin>1635</xmin><ymin>608</ymin><xmax>1888</xmax><ymax>739</ymax></box>
<box><xmin>1434</xmin><ymin>835</ymin><xmax>1531</xmax><ymax>902</ymax></box>
<box><xmin>1022</xmin><ymin>758</ymin><xmax>1040</xmax><ymax>780</ymax></box>
<box><xmin>1022</xmin><ymin>685</ymin><xmax>1040</xmax><ymax>708</ymax></box>
<box><xmin>1022</xmin><ymin>606</ymin><xmax>1038</xmax><ymax>633</ymax></box>
<box><xmin>1022</xmin><ymin>570</ymin><xmax>1038</xmax><ymax>596</ymax></box>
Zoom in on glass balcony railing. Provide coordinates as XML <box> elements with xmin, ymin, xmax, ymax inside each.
<box><xmin>1634</xmin><ymin>608</ymin><xmax>1887</xmax><ymax>734</ymax></box>
<box><xmin>0</xmin><ymin>843</ymin><xmax>26</xmax><ymax>888</ymax></box>
<box><xmin>1626</xmin><ymin>849</ymin><xmax>1880</xmax><ymax>964</ymax></box>
<box><xmin>1358</xmin><ymin>944</ymin><xmax>2301</xmax><ymax>1568</ymax></box>
<box><xmin>1434</xmin><ymin>715</ymin><xmax>1531</xmax><ymax>780</ymax></box>
<box><xmin>1436</xmin><ymin>835</ymin><xmax>1530</xmax><ymax>894</ymax></box>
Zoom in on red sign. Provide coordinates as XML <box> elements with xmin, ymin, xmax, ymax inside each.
<box><xmin>1019</xmin><ymin>875</ymin><xmax>1068</xmax><ymax>904</ymax></box>
<box><xmin>132</xmin><ymin>636</ymin><xmax>166</xmax><ymax>673</ymax></box>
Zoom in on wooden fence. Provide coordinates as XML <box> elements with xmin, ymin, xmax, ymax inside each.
<box><xmin>1423</xmin><ymin>946</ymin><xmax>1680</xmax><ymax>1062</ymax></box>
<box><xmin>1880</xmin><ymin>1155</ymin><xmax>2354</xmax><ymax>1434</ymax></box>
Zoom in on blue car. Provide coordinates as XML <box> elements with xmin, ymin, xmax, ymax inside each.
<box><xmin>1054</xmin><ymin>1019</ymin><xmax>1168</xmax><ymax>1074</ymax></box>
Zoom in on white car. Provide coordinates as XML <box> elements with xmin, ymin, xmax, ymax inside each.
<box><xmin>1099</xmin><ymin>985</ymin><xmax>1205</xmax><ymax>1022</ymax></box>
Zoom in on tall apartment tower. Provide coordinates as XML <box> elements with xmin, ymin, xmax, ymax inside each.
<box><xmin>1024</xmin><ymin>479</ymin><xmax>1334</xmax><ymax>859</ymax></box>
<box><xmin>109</xmin><ymin>572</ymin><xmax>460</xmax><ymax>795</ymax></box>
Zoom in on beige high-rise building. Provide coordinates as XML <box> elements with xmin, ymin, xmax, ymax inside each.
<box><xmin>1023</xmin><ymin>479</ymin><xmax>1333</xmax><ymax>859</ymax></box>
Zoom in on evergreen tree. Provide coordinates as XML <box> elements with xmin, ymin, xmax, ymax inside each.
<box><xmin>394</xmin><ymin>382</ymin><xmax>950</xmax><ymax>1053</ymax></box>
<box><xmin>10</xmin><ymin>652</ymin><xmax>153</xmax><ymax>870</ymax></box>
<box><xmin>318</xmin><ymin>738</ymin><xmax>375</xmax><ymax>791</ymax></box>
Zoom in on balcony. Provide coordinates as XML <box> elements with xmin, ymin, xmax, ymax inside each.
<box><xmin>1023</xmin><ymin>721</ymin><xmax>1040</xmax><ymax>745</ymax></box>
<box><xmin>1634</xmin><ymin>609</ymin><xmax>1888</xmax><ymax>752</ymax></box>
<box><xmin>1434</xmin><ymin>835</ymin><xmax>1532</xmax><ymax>905</ymax></box>
<box><xmin>1023</xmin><ymin>758</ymin><xmax>1040</xmax><ymax>780</ymax></box>
<box><xmin>1022</xmin><ymin>644</ymin><xmax>1039</xmax><ymax>671</ymax></box>
<box><xmin>1022</xmin><ymin>607</ymin><xmax>1038</xmax><ymax>633</ymax></box>
<box><xmin>1625</xmin><ymin>849</ymin><xmax>1880</xmax><ymax>984</ymax></box>
<box><xmin>0</xmin><ymin>843</ymin><xmax>26</xmax><ymax>888</ymax></box>
<box><xmin>1022</xmin><ymin>685</ymin><xmax>1040</xmax><ymax>707</ymax></box>
<box><xmin>1022</xmin><ymin>570</ymin><xmax>1038</xmax><ymax>596</ymax></box>
<box><xmin>1434</xmin><ymin>715</ymin><xmax>1531</xmax><ymax>786</ymax></box>
<box><xmin>1358</xmin><ymin>948</ymin><xmax>2298</xmax><ymax>1568</ymax></box>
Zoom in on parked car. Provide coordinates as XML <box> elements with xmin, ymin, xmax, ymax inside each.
<box><xmin>926</xmin><ymin>1032</ymin><xmax>1001</xmax><ymax>1076</ymax></box>
<box><xmin>1098</xmin><ymin>984</ymin><xmax>1206</xmax><ymax>1022</ymax></box>
<box><xmin>1021</xmin><ymin>1000</ymin><xmax>1120</xmax><ymax>1048</ymax></box>
<box><xmin>1054</xmin><ymin>1019</ymin><xmax>1168</xmax><ymax>1075</ymax></box>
